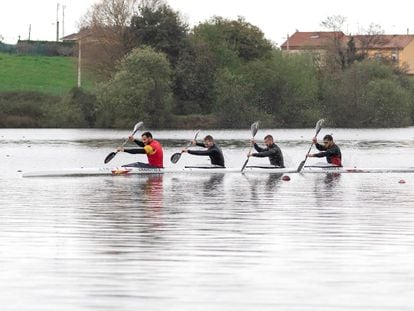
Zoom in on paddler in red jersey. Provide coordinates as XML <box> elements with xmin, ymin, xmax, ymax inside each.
<box><xmin>306</xmin><ymin>134</ymin><xmax>342</xmax><ymax>166</ymax></box>
<box><xmin>117</xmin><ymin>131</ymin><xmax>164</xmax><ymax>168</ymax></box>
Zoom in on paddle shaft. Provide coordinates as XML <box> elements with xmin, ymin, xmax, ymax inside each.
<box><xmin>241</xmin><ymin>145</ymin><xmax>254</xmax><ymax>172</ymax></box>
<box><xmin>305</xmin><ymin>141</ymin><xmax>315</xmax><ymax>157</ymax></box>
<box><xmin>104</xmin><ymin>124</ymin><xmax>143</xmax><ymax>164</ymax></box>
<box><xmin>182</xmin><ymin>131</ymin><xmax>200</xmax><ymax>153</ymax></box>
<box><xmin>117</xmin><ymin>128</ymin><xmax>141</xmax><ymax>152</ymax></box>
<box><xmin>297</xmin><ymin>126</ymin><xmax>323</xmax><ymax>172</ymax></box>
<box><xmin>170</xmin><ymin>130</ymin><xmax>200</xmax><ymax>164</ymax></box>
<box><xmin>171</xmin><ymin>140</ymin><xmax>193</xmax><ymax>162</ymax></box>
<box><xmin>241</xmin><ymin>122</ymin><xmax>260</xmax><ymax>172</ymax></box>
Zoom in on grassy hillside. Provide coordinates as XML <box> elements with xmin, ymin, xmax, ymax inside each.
<box><xmin>0</xmin><ymin>53</ymin><xmax>90</xmax><ymax>95</ymax></box>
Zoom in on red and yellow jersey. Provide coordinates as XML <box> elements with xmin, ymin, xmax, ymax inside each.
<box><xmin>143</xmin><ymin>140</ymin><xmax>164</xmax><ymax>168</ymax></box>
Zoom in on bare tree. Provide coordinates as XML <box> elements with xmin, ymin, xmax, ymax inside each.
<box><xmin>353</xmin><ymin>23</ymin><xmax>388</xmax><ymax>59</ymax></box>
<box><xmin>79</xmin><ymin>0</ymin><xmax>142</xmax><ymax>80</ymax></box>
<box><xmin>320</xmin><ymin>15</ymin><xmax>349</xmax><ymax>71</ymax></box>
<box><xmin>320</xmin><ymin>15</ymin><xmax>346</xmax><ymax>32</ymax></box>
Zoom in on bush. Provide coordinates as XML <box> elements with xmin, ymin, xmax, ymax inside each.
<box><xmin>41</xmin><ymin>88</ymin><xmax>97</xmax><ymax>128</ymax></box>
<box><xmin>321</xmin><ymin>61</ymin><xmax>414</xmax><ymax>127</ymax></box>
<box><xmin>95</xmin><ymin>46</ymin><xmax>173</xmax><ymax>128</ymax></box>
<box><xmin>0</xmin><ymin>92</ymin><xmax>58</xmax><ymax>127</ymax></box>
<box><xmin>214</xmin><ymin>51</ymin><xmax>320</xmax><ymax>128</ymax></box>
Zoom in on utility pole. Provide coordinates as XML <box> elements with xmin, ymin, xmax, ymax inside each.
<box><xmin>286</xmin><ymin>33</ymin><xmax>290</xmax><ymax>51</ymax></box>
<box><xmin>28</xmin><ymin>24</ymin><xmax>31</xmax><ymax>40</ymax></box>
<box><xmin>77</xmin><ymin>38</ymin><xmax>82</xmax><ymax>88</ymax></box>
<box><xmin>62</xmin><ymin>4</ymin><xmax>66</xmax><ymax>39</ymax></box>
<box><xmin>56</xmin><ymin>3</ymin><xmax>60</xmax><ymax>41</ymax></box>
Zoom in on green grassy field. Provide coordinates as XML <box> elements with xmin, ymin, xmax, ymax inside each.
<box><xmin>0</xmin><ymin>53</ymin><xmax>89</xmax><ymax>95</ymax></box>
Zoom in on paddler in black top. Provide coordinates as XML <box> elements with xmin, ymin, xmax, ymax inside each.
<box><xmin>307</xmin><ymin>134</ymin><xmax>342</xmax><ymax>166</ymax></box>
<box><xmin>182</xmin><ymin>135</ymin><xmax>225</xmax><ymax>167</ymax></box>
<box><xmin>248</xmin><ymin>134</ymin><xmax>285</xmax><ymax>167</ymax></box>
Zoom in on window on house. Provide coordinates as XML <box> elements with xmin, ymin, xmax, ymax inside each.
<box><xmin>375</xmin><ymin>52</ymin><xmax>383</xmax><ymax>61</ymax></box>
<box><xmin>391</xmin><ymin>50</ymin><xmax>399</xmax><ymax>63</ymax></box>
<box><xmin>312</xmin><ymin>52</ymin><xmax>322</xmax><ymax>65</ymax></box>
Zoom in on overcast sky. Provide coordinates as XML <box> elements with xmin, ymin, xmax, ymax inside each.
<box><xmin>1</xmin><ymin>0</ymin><xmax>413</xmax><ymax>46</ymax></box>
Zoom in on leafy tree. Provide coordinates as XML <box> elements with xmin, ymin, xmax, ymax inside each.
<box><xmin>215</xmin><ymin>51</ymin><xmax>320</xmax><ymax>127</ymax></box>
<box><xmin>174</xmin><ymin>16</ymin><xmax>272</xmax><ymax>115</ymax></box>
<box><xmin>95</xmin><ymin>46</ymin><xmax>173</xmax><ymax>128</ymax></box>
<box><xmin>193</xmin><ymin>16</ymin><xmax>273</xmax><ymax>63</ymax></box>
<box><xmin>128</xmin><ymin>0</ymin><xmax>188</xmax><ymax>66</ymax></box>
<box><xmin>173</xmin><ymin>38</ymin><xmax>219</xmax><ymax>114</ymax></box>
<box><xmin>365</xmin><ymin>79</ymin><xmax>411</xmax><ymax>127</ymax></box>
<box><xmin>321</xmin><ymin>60</ymin><xmax>413</xmax><ymax>127</ymax></box>
<box><xmin>214</xmin><ymin>68</ymin><xmax>264</xmax><ymax>127</ymax></box>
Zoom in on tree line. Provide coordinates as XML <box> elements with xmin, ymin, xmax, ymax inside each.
<box><xmin>2</xmin><ymin>0</ymin><xmax>414</xmax><ymax>128</ymax></box>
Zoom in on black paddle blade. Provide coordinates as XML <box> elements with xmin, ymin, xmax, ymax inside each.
<box><xmin>170</xmin><ymin>152</ymin><xmax>182</xmax><ymax>164</ymax></box>
<box><xmin>104</xmin><ymin>151</ymin><xmax>117</xmax><ymax>164</ymax></box>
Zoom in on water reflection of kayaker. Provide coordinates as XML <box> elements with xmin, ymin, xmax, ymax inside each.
<box><xmin>307</xmin><ymin>134</ymin><xmax>342</xmax><ymax>166</ymax></box>
<box><xmin>203</xmin><ymin>174</ymin><xmax>225</xmax><ymax>192</ymax></box>
<box><xmin>117</xmin><ymin>131</ymin><xmax>164</xmax><ymax>168</ymax></box>
<box><xmin>248</xmin><ymin>135</ymin><xmax>285</xmax><ymax>167</ymax></box>
<box><xmin>182</xmin><ymin>135</ymin><xmax>225</xmax><ymax>167</ymax></box>
<box><xmin>144</xmin><ymin>175</ymin><xmax>164</xmax><ymax>208</ymax></box>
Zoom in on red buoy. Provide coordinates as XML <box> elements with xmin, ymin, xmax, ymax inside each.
<box><xmin>282</xmin><ymin>175</ymin><xmax>291</xmax><ymax>181</ymax></box>
<box><xmin>398</xmin><ymin>179</ymin><xmax>406</xmax><ymax>184</ymax></box>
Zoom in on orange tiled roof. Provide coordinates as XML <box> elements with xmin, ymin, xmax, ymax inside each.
<box><xmin>280</xmin><ymin>31</ymin><xmax>347</xmax><ymax>49</ymax></box>
<box><xmin>281</xmin><ymin>31</ymin><xmax>414</xmax><ymax>50</ymax></box>
<box><xmin>351</xmin><ymin>34</ymin><xmax>414</xmax><ymax>49</ymax></box>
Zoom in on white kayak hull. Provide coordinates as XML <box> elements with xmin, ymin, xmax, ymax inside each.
<box><xmin>22</xmin><ymin>165</ymin><xmax>414</xmax><ymax>177</ymax></box>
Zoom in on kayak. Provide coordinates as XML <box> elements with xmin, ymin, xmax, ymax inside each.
<box><xmin>22</xmin><ymin>165</ymin><xmax>414</xmax><ymax>177</ymax></box>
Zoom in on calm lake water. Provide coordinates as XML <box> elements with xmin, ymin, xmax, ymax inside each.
<box><xmin>2</xmin><ymin>127</ymin><xmax>414</xmax><ymax>310</ymax></box>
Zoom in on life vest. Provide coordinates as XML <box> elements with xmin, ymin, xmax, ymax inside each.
<box><xmin>143</xmin><ymin>139</ymin><xmax>164</xmax><ymax>168</ymax></box>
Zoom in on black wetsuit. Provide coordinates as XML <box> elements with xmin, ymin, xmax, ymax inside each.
<box><xmin>123</xmin><ymin>139</ymin><xmax>145</xmax><ymax>154</ymax></box>
<box><xmin>188</xmin><ymin>142</ymin><xmax>225</xmax><ymax>167</ymax></box>
<box><xmin>252</xmin><ymin>143</ymin><xmax>284</xmax><ymax>167</ymax></box>
<box><xmin>314</xmin><ymin>143</ymin><xmax>342</xmax><ymax>166</ymax></box>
